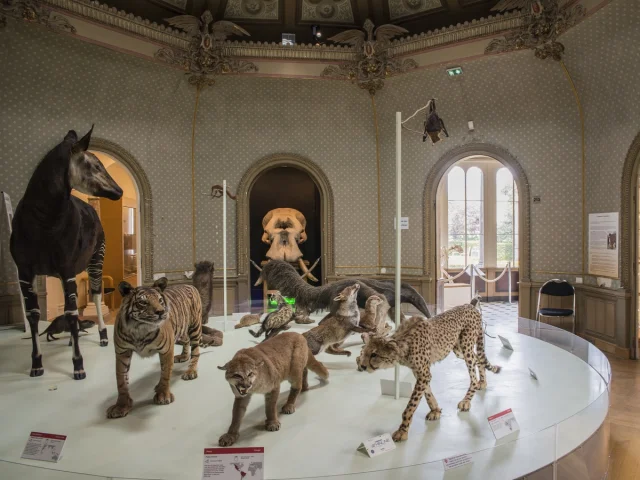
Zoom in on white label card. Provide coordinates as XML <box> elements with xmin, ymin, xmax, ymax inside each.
<box><xmin>202</xmin><ymin>447</ymin><xmax>264</xmax><ymax>479</ymax></box>
<box><xmin>488</xmin><ymin>409</ymin><xmax>520</xmax><ymax>440</ymax></box>
<box><xmin>21</xmin><ymin>432</ymin><xmax>66</xmax><ymax>463</ymax></box>
<box><xmin>358</xmin><ymin>433</ymin><xmax>396</xmax><ymax>458</ymax></box>
<box><xmin>498</xmin><ymin>335</ymin><xmax>514</xmax><ymax>351</ymax></box>
<box><xmin>529</xmin><ymin>367</ymin><xmax>538</xmax><ymax>380</ymax></box>
<box><xmin>442</xmin><ymin>453</ymin><xmax>473</xmax><ymax>471</ymax></box>
<box><xmin>393</xmin><ymin>217</ymin><xmax>409</xmax><ymax>230</ymax></box>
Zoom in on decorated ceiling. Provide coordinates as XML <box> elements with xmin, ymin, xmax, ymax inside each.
<box><xmin>100</xmin><ymin>0</ymin><xmax>505</xmax><ymax>44</ymax></box>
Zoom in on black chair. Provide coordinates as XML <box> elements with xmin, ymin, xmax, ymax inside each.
<box><xmin>536</xmin><ymin>279</ymin><xmax>575</xmax><ymax>333</ymax></box>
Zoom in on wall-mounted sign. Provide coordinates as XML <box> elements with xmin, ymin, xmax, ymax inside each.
<box><xmin>588</xmin><ymin>212</ymin><xmax>619</xmax><ymax>278</ymax></box>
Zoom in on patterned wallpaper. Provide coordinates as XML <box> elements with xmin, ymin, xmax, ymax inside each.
<box><xmin>0</xmin><ymin>20</ymin><xmax>194</xmax><ymax>274</ymax></box>
<box><xmin>563</xmin><ymin>0</ymin><xmax>640</xmax><ymax>215</ymax></box>
<box><xmin>375</xmin><ymin>51</ymin><xmax>583</xmax><ymax>278</ymax></box>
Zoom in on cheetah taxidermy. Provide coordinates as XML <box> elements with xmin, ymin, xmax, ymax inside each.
<box><xmin>356</xmin><ymin>298</ymin><xmax>501</xmax><ymax>442</ymax></box>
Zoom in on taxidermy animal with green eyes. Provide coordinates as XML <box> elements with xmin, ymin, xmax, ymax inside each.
<box><xmin>356</xmin><ymin>299</ymin><xmax>501</xmax><ymax>442</ymax></box>
<box><xmin>248</xmin><ymin>292</ymin><xmax>295</xmax><ymax>341</ymax></box>
<box><xmin>218</xmin><ymin>332</ymin><xmax>329</xmax><ymax>446</ymax></box>
<box><xmin>106</xmin><ymin>277</ymin><xmax>204</xmax><ymax>419</ymax></box>
<box><xmin>304</xmin><ymin>284</ymin><xmax>373</xmax><ymax>357</ymax></box>
<box><xmin>10</xmin><ymin>125</ymin><xmax>123</xmax><ymax>380</ymax></box>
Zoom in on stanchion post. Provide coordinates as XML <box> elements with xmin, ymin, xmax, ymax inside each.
<box><xmin>394</xmin><ymin>112</ymin><xmax>402</xmax><ymax>401</ymax></box>
<box><xmin>223</xmin><ymin>180</ymin><xmax>228</xmax><ymax>331</ymax></box>
<box><xmin>470</xmin><ymin>264</ymin><xmax>475</xmax><ymax>301</ymax></box>
<box><xmin>508</xmin><ymin>262</ymin><xmax>512</xmax><ymax>304</ymax></box>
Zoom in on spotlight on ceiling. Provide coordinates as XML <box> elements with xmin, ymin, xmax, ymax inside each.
<box><xmin>446</xmin><ymin>66</ymin><xmax>463</xmax><ymax>77</ymax></box>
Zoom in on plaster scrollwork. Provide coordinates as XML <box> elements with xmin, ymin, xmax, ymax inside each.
<box><xmin>224</xmin><ymin>0</ymin><xmax>279</xmax><ymax>21</ymax></box>
<box><xmin>322</xmin><ymin>19</ymin><xmax>417</xmax><ymax>95</ymax></box>
<box><xmin>484</xmin><ymin>0</ymin><xmax>585</xmax><ymax>61</ymax></box>
<box><xmin>89</xmin><ymin>138</ymin><xmax>155</xmax><ymax>284</ymax></box>
<box><xmin>388</xmin><ymin>0</ymin><xmax>443</xmax><ymax>21</ymax></box>
<box><xmin>300</xmin><ymin>0</ymin><xmax>354</xmax><ymax>23</ymax></box>
<box><xmin>424</xmin><ymin>143</ymin><xmax>531</xmax><ymax>282</ymax></box>
<box><xmin>154</xmin><ymin>10</ymin><xmax>258</xmax><ymax>87</ymax></box>
<box><xmin>1</xmin><ymin>0</ymin><xmax>76</xmax><ymax>33</ymax></box>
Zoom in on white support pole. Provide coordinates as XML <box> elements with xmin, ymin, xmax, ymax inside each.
<box><xmin>223</xmin><ymin>180</ymin><xmax>228</xmax><ymax>331</ymax></box>
<box><xmin>395</xmin><ymin>112</ymin><xmax>402</xmax><ymax>401</ymax></box>
<box><xmin>470</xmin><ymin>264</ymin><xmax>475</xmax><ymax>301</ymax></box>
<box><xmin>508</xmin><ymin>262</ymin><xmax>512</xmax><ymax>304</ymax></box>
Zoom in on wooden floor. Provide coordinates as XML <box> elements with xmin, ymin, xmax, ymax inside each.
<box><xmin>608</xmin><ymin>354</ymin><xmax>640</xmax><ymax>480</ymax></box>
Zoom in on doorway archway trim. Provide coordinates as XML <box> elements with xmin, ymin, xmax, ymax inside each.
<box><xmin>423</xmin><ymin>143</ymin><xmax>531</xmax><ymax>282</ymax></box>
<box><xmin>620</xmin><ymin>131</ymin><xmax>640</xmax><ymax>290</ymax></box>
<box><xmin>236</xmin><ymin>154</ymin><xmax>335</xmax><ymax>281</ymax></box>
<box><xmin>89</xmin><ymin>138</ymin><xmax>154</xmax><ymax>284</ymax></box>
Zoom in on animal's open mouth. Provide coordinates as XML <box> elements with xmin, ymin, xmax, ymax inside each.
<box><xmin>234</xmin><ymin>385</ymin><xmax>250</xmax><ymax>396</ymax></box>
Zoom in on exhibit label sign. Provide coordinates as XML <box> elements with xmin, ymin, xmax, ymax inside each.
<box><xmin>442</xmin><ymin>453</ymin><xmax>473</xmax><ymax>471</ymax></box>
<box><xmin>588</xmin><ymin>212</ymin><xmax>619</xmax><ymax>278</ymax></box>
<box><xmin>357</xmin><ymin>433</ymin><xmax>396</xmax><ymax>458</ymax></box>
<box><xmin>202</xmin><ymin>447</ymin><xmax>264</xmax><ymax>479</ymax></box>
<box><xmin>21</xmin><ymin>432</ymin><xmax>66</xmax><ymax>463</ymax></box>
<box><xmin>488</xmin><ymin>409</ymin><xmax>520</xmax><ymax>440</ymax></box>
<box><xmin>498</xmin><ymin>335</ymin><xmax>514</xmax><ymax>351</ymax></box>
<box><xmin>393</xmin><ymin>217</ymin><xmax>409</xmax><ymax>230</ymax></box>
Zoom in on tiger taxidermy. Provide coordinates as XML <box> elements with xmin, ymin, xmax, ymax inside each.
<box><xmin>106</xmin><ymin>277</ymin><xmax>203</xmax><ymax>419</ymax></box>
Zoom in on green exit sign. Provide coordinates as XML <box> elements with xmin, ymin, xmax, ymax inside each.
<box><xmin>446</xmin><ymin>66</ymin><xmax>463</xmax><ymax>77</ymax></box>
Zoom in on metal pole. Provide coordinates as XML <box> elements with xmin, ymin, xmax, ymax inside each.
<box><xmin>470</xmin><ymin>264</ymin><xmax>475</xmax><ymax>301</ymax></box>
<box><xmin>394</xmin><ymin>112</ymin><xmax>402</xmax><ymax>400</ymax></box>
<box><xmin>223</xmin><ymin>180</ymin><xmax>228</xmax><ymax>332</ymax></box>
<box><xmin>508</xmin><ymin>262</ymin><xmax>512</xmax><ymax>304</ymax></box>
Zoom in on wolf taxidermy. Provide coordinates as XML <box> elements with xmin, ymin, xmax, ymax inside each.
<box><xmin>192</xmin><ymin>261</ymin><xmax>223</xmax><ymax>347</ymax></box>
<box><xmin>259</xmin><ymin>260</ymin><xmax>432</xmax><ymax>320</ymax></box>
<box><xmin>249</xmin><ymin>292</ymin><xmax>295</xmax><ymax>341</ymax></box>
<box><xmin>32</xmin><ymin>315</ymin><xmax>96</xmax><ymax>345</ymax></box>
<box><xmin>10</xmin><ymin>125</ymin><xmax>123</xmax><ymax>380</ymax></box>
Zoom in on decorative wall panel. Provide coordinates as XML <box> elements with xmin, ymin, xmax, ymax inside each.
<box><xmin>224</xmin><ymin>0</ymin><xmax>280</xmax><ymax>21</ymax></box>
<box><xmin>300</xmin><ymin>0</ymin><xmax>354</xmax><ymax>24</ymax></box>
<box><xmin>388</xmin><ymin>0</ymin><xmax>442</xmax><ymax>21</ymax></box>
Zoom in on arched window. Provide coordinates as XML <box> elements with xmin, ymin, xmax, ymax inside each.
<box><xmin>447</xmin><ymin>166</ymin><xmax>484</xmax><ymax>267</ymax></box>
<box><xmin>496</xmin><ymin>167</ymin><xmax>519</xmax><ymax>267</ymax></box>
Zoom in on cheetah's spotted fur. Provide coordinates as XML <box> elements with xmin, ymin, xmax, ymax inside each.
<box><xmin>356</xmin><ymin>298</ymin><xmax>501</xmax><ymax>442</ymax></box>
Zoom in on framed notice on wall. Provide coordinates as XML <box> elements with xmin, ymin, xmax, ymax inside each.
<box><xmin>588</xmin><ymin>212</ymin><xmax>619</xmax><ymax>278</ymax></box>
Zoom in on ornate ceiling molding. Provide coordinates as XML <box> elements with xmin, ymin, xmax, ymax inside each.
<box><xmin>223</xmin><ymin>0</ymin><xmax>280</xmax><ymax>22</ymax></box>
<box><xmin>299</xmin><ymin>0</ymin><xmax>355</xmax><ymax>24</ymax></box>
<box><xmin>388</xmin><ymin>0</ymin><xmax>443</xmax><ymax>21</ymax></box>
<box><xmin>1</xmin><ymin>0</ymin><xmax>76</xmax><ymax>33</ymax></box>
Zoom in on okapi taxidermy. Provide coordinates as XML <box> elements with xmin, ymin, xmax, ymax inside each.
<box><xmin>10</xmin><ymin>126</ymin><xmax>123</xmax><ymax>379</ymax></box>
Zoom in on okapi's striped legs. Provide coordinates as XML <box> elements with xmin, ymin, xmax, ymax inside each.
<box><xmin>19</xmin><ymin>275</ymin><xmax>43</xmax><ymax>377</ymax></box>
<box><xmin>62</xmin><ymin>276</ymin><xmax>86</xmax><ymax>380</ymax></box>
<box><xmin>88</xmin><ymin>236</ymin><xmax>108</xmax><ymax>346</ymax></box>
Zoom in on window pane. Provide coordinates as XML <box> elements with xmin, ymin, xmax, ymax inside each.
<box><xmin>448</xmin><ymin>201</ymin><xmax>465</xmax><ymax>234</ymax></box>
<box><xmin>514</xmin><ymin>200</ymin><xmax>519</xmax><ymax>236</ymax></box>
<box><xmin>467</xmin><ymin>235</ymin><xmax>483</xmax><ymax>266</ymax></box>
<box><xmin>513</xmin><ymin>234</ymin><xmax>519</xmax><ymax>267</ymax></box>
<box><xmin>448</xmin><ymin>166</ymin><xmax>465</xmax><ymax>201</ymax></box>
<box><xmin>466</xmin><ymin>200</ymin><xmax>483</xmax><ymax>234</ymax></box>
<box><xmin>497</xmin><ymin>234</ymin><xmax>514</xmax><ymax>267</ymax></box>
<box><xmin>447</xmin><ymin>235</ymin><xmax>465</xmax><ymax>268</ymax></box>
<box><xmin>466</xmin><ymin>167</ymin><xmax>483</xmax><ymax>201</ymax></box>
<box><xmin>496</xmin><ymin>168</ymin><xmax>514</xmax><ymax>202</ymax></box>
<box><xmin>496</xmin><ymin>202</ymin><xmax>513</xmax><ymax>235</ymax></box>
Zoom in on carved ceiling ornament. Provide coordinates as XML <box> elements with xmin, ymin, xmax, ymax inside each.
<box><xmin>300</xmin><ymin>0</ymin><xmax>354</xmax><ymax>24</ymax></box>
<box><xmin>321</xmin><ymin>19</ymin><xmax>417</xmax><ymax>95</ymax></box>
<box><xmin>484</xmin><ymin>0</ymin><xmax>585</xmax><ymax>61</ymax></box>
<box><xmin>224</xmin><ymin>0</ymin><xmax>279</xmax><ymax>21</ymax></box>
<box><xmin>154</xmin><ymin>10</ymin><xmax>258</xmax><ymax>87</ymax></box>
<box><xmin>0</xmin><ymin>0</ymin><xmax>76</xmax><ymax>33</ymax></box>
<box><xmin>388</xmin><ymin>0</ymin><xmax>443</xmax><ymax>21</ymax></box>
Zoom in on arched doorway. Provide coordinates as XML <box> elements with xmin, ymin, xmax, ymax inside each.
<box><xmin>620</xmin><ymin>131</ymin><xmax>640</xmax><ymax>359</ymax></box>
<box><xmin>236</xmin><ymin>154</ymin><xmax>335</xmax><ymax>311</ymax></box>
<box><xmin>424</xmin><ymin>144</ymin><xmax>531</xmax><ymax>315</ymax></box>
<box><xmin>45</xmin><ymin>148</ymin><xmax>146</xmax><ymax>320</ymax></box>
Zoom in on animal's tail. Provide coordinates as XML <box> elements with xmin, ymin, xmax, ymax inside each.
<box><xmin>400</xmin><ymin>283</ymin><xmax>432</xmax><ymax>318</ymax></box>
<box><xmin>476</xmin><ymin>327</ymin><xmax>501</xmax><ymax>374</ymax></box>
<box><xmin>249</xmin><ymin>327</ymin><xmax>264</xmax><ymax>338</ymax></box>
<box><xmin>193</xmin><ymin>260</ymin><xmax>215</xmax><ymax>325</ymax></box>
<box><xmin>306</xmin><ymin>347</ymin><xmax>329</xmax><ymax>380</ymax></box>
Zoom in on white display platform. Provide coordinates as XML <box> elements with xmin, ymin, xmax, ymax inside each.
<box><xmin>0</xmin><ymin>316</ymin><xmax>610</xmax><ymax>480</ymax></box>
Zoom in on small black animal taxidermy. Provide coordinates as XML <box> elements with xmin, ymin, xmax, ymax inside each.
<box><xmin>423</xmin><ymin>99</ymin><xmax>448</xmax><ymax>144</ymax></box>
<box><xmin>39</xmin><ymin>315</ymin><xmax>96</xmax><ymax>345</ymax></box>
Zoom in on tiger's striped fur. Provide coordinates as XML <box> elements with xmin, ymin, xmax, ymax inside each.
<box><xmin>106</xmin><ymin>277</ymin><xmax>202</xmax><ymax>419</ymax></box>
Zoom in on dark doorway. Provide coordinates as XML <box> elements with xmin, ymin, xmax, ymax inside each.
<box><xmin>249</xmin><ymin>167</ymin><xmax>322</xmax><ymax>312</ymax></box>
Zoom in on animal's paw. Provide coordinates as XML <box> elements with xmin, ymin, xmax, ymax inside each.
<box><xmin>426</xmin><ymin>408</ymin><xmax>442</xmax><ymax>421</ymax></box>
<box><xmin>281</xmin><ymin>403</ymin><xmax>296</xmax><ymax>415</ymax></box>
<box><xmin>153</xmin><ymin>389</ymin><xmax>175</xmax><ymax>405</ymax></box>
<box><xmin>73</xmin><ymin>369</ymin><xmax>86</xmax><ymax>380</ymax></box>
<box><xmin>492</xmin><ymin>365</ymin><xmax>502</xmax><ymax>374</ymax></box>
<box><xmin>345</xmin><ymin>351</ymin><xmax>352</xmax><ymax>357</ymax></box>
<box><xmin>99</xmin><ymin>329</ymin><xmax>108</xmax><ymax>347</ymax></box>
<box><xmin>392</xmin><ymin>429</ymin><xmax>408</xmax><ymax>442</ymax></box>
<box><xmin>294</xmin><ymin>316</ymin><xmax>314</xmax><ymax>325</ymax></box>
<box><xmin>265</xmin><ymin>420</ymin><xmax>281</xmax><ymax>432</ymax></box>
<box><xmin>457</xmin><ymin>399</ymin><xmax>471</xmax><ymax>412</ymax></box>
<box><xmin>181</xmin><ymin>369</ymin><xmax>198</xmax><ymax>380</ymax></box>
<box><xmin>174</xmin><ymin>354</ymin><xmax>189</xmax><ymax>364</ymax></box>
<box><xmin>218</xmin><ymin>433</ymin><xmax>238</xmax><ymax>447</ymax></box>
<box><xmin>106</xmin><ymin>396</ymin><xmax>133</xmax><ymax>419</ymax></box>
<box><xmin>30</xmin><ymin>367</ymin><xmax>44</xmax><ymax>377</ymax></box>
<box><xmin>72</xmin><ymin>358</ymin><xmax>85</xmax><ymax>380</ymax></box>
